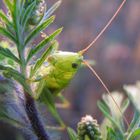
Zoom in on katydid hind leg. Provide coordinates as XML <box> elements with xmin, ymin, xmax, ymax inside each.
<box><xmin>39</xmin><ymin>87</ymin><xmax>66</xmax><ymax>128</ymax></box>
<box><xmin>55</xmin><ymin>93</ymin><xmax>71</xmax><ymax>109</ymax></box>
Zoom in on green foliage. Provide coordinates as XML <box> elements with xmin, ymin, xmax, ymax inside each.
<box><xmin>67</xmin><ymin>127</ymin><xmax>77</xmax><ymax>140</ymax></box>
<box><xmin>41</xmin><ymin>0</ymin><xmax>62</xmax><ymax>23</ymax></box>
<box><xmin>0</xmin><ymin>41</ymin><xmax>17</xmax><ymax>68</ymax></box>
<box><xmin>0</xmin><ymin>27</ymin><xmax>17</xmax><ymax>42</ymax></box>
<box><xmin>24</xmin><ymin>15</ymin><xmax>55</xmax><ymax>45</ymax></box>
<box><xmin>0</xmin><ymin>0</ymin><xmax>62</xmax><ymax>94</ymax></box>
<box><xmin>0</xmin><ymin>0</ymin><xmax>63</xmax><ymax>136</ymax></box>
<box><xmin>21</xmin><ymin>1</ymin><xmax>36</xmax><ymax>29</ymax></box>
<box><xmin>1</xmin><ymin>1</ymin><xmax>140</xmax><ymax>140</ymax></box>
<box><xmin>67</xmin><ymin>89</ymin><xmax>140</xmax><ymax>140</ymax></box>
<box><xmin>129</xmin><ymin>128</ymin><xmax>140</xmax><ymax>140</ymax></box>
<box><xmin>26</xmin><ymin>27</ymin><xmax>62</xmax><ymax>63</ymax></box>
<box><xmin>106</xmin><ymin>127</ymin><xmax>122</xmax><ymax>140</ymax></box>
<box><xmin>129</xmin><ymin>111</ymin><xmax>140</xmax><ymax>132</ymax></box>
<box><xmin>0</xmin><ymin>46</ymin><xmax>20</xmax><ymax>64</ymax></box>
<box><xmin>30</xmin><ymin>40</ymin><xmax>58</xmax><ymax>77</ymax></box>
<box><xmin>3</xmin><ymin>0</ymin><xmax>13</xmax><ymax>15</ymax></box>
<box><xmin>0</xmin><ymin>10</ymin><xmax>13</xmax><ymax>26</ymax></box>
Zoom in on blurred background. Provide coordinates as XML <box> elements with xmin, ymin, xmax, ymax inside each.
<box><xmin>48</xmin><ymin>0</ymin><xmax>140</xmax><ymax>127</ymax></box>
<box><xmin>0</xmin><ymin>0</ymin><xmax>140</xmax><ymax>139</ymax></box>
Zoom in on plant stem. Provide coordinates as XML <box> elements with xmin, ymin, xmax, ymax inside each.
<box><xmin>16</xmin><ymin>6</ymin><xmax>50</xmax><ymax>139</ymax></box>
<box><xmin>24</xmin><ymin>92</ymin><xmax>50</xmax><ymax>140</ymax></box>
<box><xmin>20</xmin><ymin>58</ymin><xmax>49</xmax><ymax>140</ymax></box>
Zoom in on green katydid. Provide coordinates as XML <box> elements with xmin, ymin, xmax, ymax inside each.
<box><xmin>29</xmin><ymin>0</ymin><xmax>129</xmax><ymax>128</ymax></box>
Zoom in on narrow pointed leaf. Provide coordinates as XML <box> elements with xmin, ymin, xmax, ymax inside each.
<box><xmin>0</xmin><ymin>27</ymin><xmax>16</xmax><ymax>43</ymax></box>
<box><xmin>67</xmin><ymin>127</ymin><xmax>77</xmax><ymax>140</ymax></box>
<box><xmin>0</xmin><ymin>10</ymin><xmax>13</xmax><ymax>27</ymax></box>
<box><xmin>3</xmin><ymin>0</ymin><xmax>15</xmax><ymax>23</ymax></box>
<box><xmin>129</xmin><ymin>128</ymin><xmax>140</xmax><ymax>140</ymax></box>
<box><xmin>0</xmin><ymin>46</ymin><xmax>20</xmax><ymax>64</ymax></box>
<box><xmin>30</xmin><ymin>40</ymin><xmax>58</xmax><ymax>77</ymax></box>
<box><xmin>106</xmin><ymin>127</ymin><xmax>119</xmax><ymax>140</ymax></box>
<box><xmin>40</xmin><ymin>0</ymin><xmax>62</xmax><ymax>24</ymax></box>
<box><xmin>97</xmin><ymin>101</ymin><xmax>123</xmax><ymax>134</ymax></box>
<box><xmin>21</xmin><ymin>1</ymin><xmax>36</xmax><ymax>29</ymax></box>
<box><xmin>0</xmin><ymin>105</ymin><xmax>25</xmax><ymax>128</ymax></box>
<box><xmin>25</xmin><ymin>16</ymin><xmax>55</xmax><ymax>45</ymax></box>
<box><xmin>0</xmin><ymin>10</ymin><xmax>14</xmax><ymax>36</ymax></box>
<box><xmin>121</xmin><ymin>99</ymin><xmax>130</xmax><ymax>114</ymax></box>
<box><xmin>98</xmin><ymin>101</ymin><xmax>113</xmax><ymax>122</ymax></box>
<box><xmin>3</xmin><ymin>0</ymin><xmax>13</xmax><ymax>14</ymax></box>
<box><xmin>0</xmin><ymin>65</ymin><xmax>31</xmax><ymax>94</ymax></box>
<box><xmin>27</xmin><ymin>28</ymin><xmax>62</xmax><ymax>62</ymax></box>
<box><xmin>13</xmin><ymin>0</ymin><xmax>21</xmax><ymax>42</ymax></box>
<box><xmin>128</xmin><ymin>111</ymin><xmax>140</xmax><ymax>132</ymax></box>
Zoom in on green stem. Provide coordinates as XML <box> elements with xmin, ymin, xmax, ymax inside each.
<box><xmin>16</xmin><ymin>31</ymin><xmax>50</xmax><ymax>139</ymax></box>
<box><xmin>20</xmin><ymin>60</ymin><xmax>50</xmax><ymax>140</ymax></box>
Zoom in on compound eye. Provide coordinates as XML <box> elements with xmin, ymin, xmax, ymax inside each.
<box><xmin>72</xmin><ymin>63</ymin><xmax>78</xmax><ymax>69</ymax></box>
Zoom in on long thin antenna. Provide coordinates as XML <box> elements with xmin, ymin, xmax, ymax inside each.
<box><xmin>83</xmin><ymin>60</ymin><xmax>129</xmax><ymax>128</ymax></box>
<box><xmin>79</xmin><ymin>0</ymin><xmax>126</xmax><ymax>55</ymax></box>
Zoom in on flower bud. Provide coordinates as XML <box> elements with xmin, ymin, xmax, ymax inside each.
<box><xmin>77</xmin><ymin>115</ymin><xmax>102</xmax><ymax>140</ymax></box>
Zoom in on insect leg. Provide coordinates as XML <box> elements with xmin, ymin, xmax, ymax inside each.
<box><xmin>55</xmin><ymin>93</ymin><xmax>70</xmax><ymax>109</ymax></box>
<box><xmin>39</xmin><ymin>86</ymin><xmax>66</xmax><ymax>128</ymax></box>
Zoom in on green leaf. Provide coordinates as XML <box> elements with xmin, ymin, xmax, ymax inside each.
<box><xmin>97</xmin><ymin>101</ymin><xmax>124</xmax><ymax>134</ymax></box>
<box><xmin>0</xmin><ymin>105</ymin><xmax>25</xmax><ymax>128</ymax></box>
<box><xmin>0</xmin><ymin>10</ymin><xmax>14</xmax><ymax>35</ymax></box>
<box><xmin>0</xmin><ymin>27</ymin><xmax>16</xmax><ymax>43</ymax></box>
<box><xmin>3</xmin><ymin>0</ymin><xmax>13</xmax><ymax>15</ymax></box>
<box><xmin>128</xmin><ymin>111</ymin><xmax>140</xmax><ymax>132</ymax></box>
<box><xmin>40</xmin><ymin>0</ymin><xmax>62</xmax><ymax>24</ymax></box>
<box><xmin>0</xmin><ymin>10</ymin><xmax>13</xmax><ymax>27</ymax></box>
<box><xmin>106</xmin><ymin>127</ymin><xmax>122</xmax><ymax>140</ymax></box>
<box><xmin>121</xmin><ymin>99</ymin><xmax>130</xmax><ymax>114</ymax></box>
<box><xmin>27</xmin><ymin>28</ymin><xmax>62</xmax><ymax>62</ymax></box>
<box><xmin>67</xmin><ymin>127</ymin><xmax>77</xmax><ymax>140</ymax></box>
<box><xmin>0</xmin><ymin>105</ymin><xmax>9</xmax><ymax>120</ymax></box>
<box><xmin>30</xmin><ymin>40</ymin><xmax>58</xmax><ymax>77</ymax></box>
<box><xmin>12</xmin><ymin>0</ymin><xmax>21</xmax><ymax>43</ymax></box>
<box><xmin>0</xmin><ymin>106</ymin><xmax>14</xmax><ymax>123</ymax></box>
<box><xmin>129</xmin><ymin>128</ymin><xmax>140</xmax><ymax>140</ymax></box>
<box><xmin>17</xmin><ymin>0</ymin><xmax>25</xmax><ymax>19</ymax></box>
<box><xmin>98</xmin><ymin>101</ymin><xmax>113</xmax><ymax>123</ymax></box>
<box><xmin>0</xmin><ymin>46</ymin><xmax>20</xmax><ymax>64</ymax></box>
<box><xmin>39</xmin><ymin>85</ymin><xmax>65</xmax><ymax>127</ymax></box>
<box><xmin>20</xmin><ymin>1</ymin><xmax>36</xmax><ymax>29</ymax></box>
<box><xmin>25</xmin><ymin>16</ymin><xmax>55</xmax><ymax>45</ymax></box>
<box><xmin>7</xmin><ymin>59</ymin><xmax>15</xmax><ymax>66</ymax></box>
<box><xmin>0</xmin><ymin>65</ymin><xmax>31</xmax><ymax>94</ymax></box>
<box><xmin>98</xmin><ymin>100</ymin><xmax>110</xmax><ymax>115</ymax></box>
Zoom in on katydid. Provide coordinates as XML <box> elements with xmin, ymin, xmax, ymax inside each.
<box><xmin>30</xmin><ymin>0</ymin><xmax>129</xmax><ymax>128</ymax></box>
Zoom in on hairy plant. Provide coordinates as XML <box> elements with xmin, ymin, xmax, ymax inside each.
<box><xmin>0</xmin><ymin>0</ymin><xmax>62</xmax><ymax>139</ymax></box>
